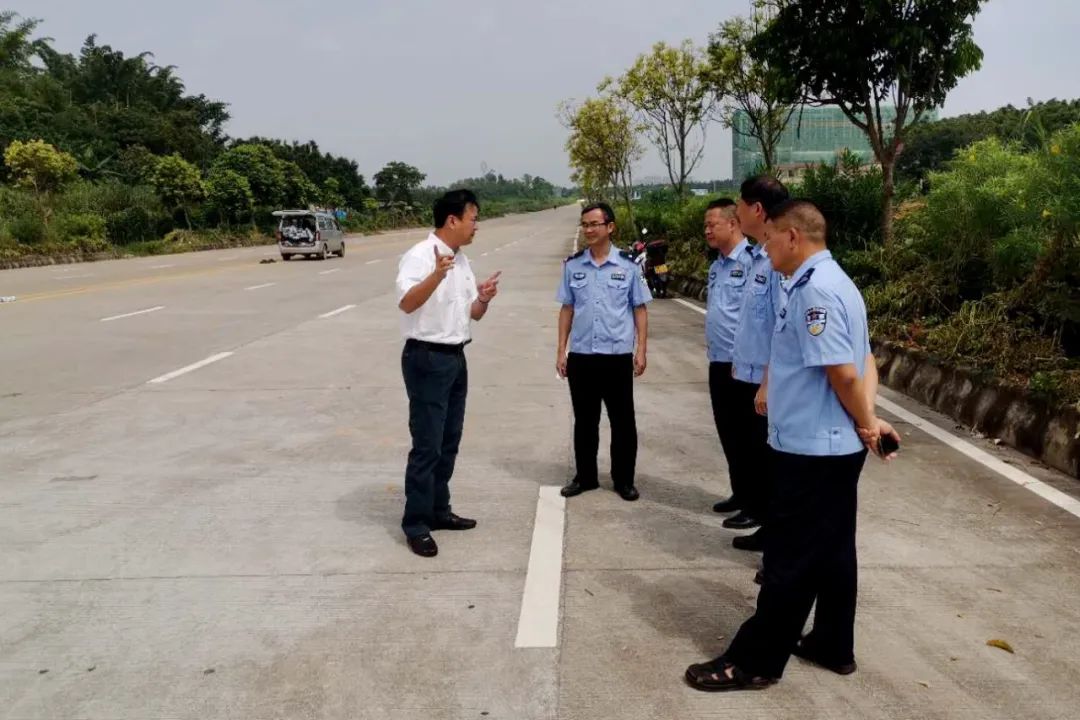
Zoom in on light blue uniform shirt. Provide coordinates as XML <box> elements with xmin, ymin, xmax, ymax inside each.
<box><xmin>556</xmin><ymin>245</ymin><xmax>652</xmax><ymax>354</ymax></box>
<box><xmin>705</xmin><ymin>239</ymin><xmax>753</xmax><ymax>363</ymax></box>
<box><xmin>733</xmin><ymin>245</ymin><xmax>785</xmax><ymax>384</ymax></box>
<box><xmin>767</xmin><ymin>250</ymin><xmax>871</xmax><ymax>456</ymax></box>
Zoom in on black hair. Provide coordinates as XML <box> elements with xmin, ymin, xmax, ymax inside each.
<box><xmin>739</xmin><ymin>175</ymin><xmax>790</xmax><ymax>218</ymax></box>
<box><xmin>581</xmin><ymin>202</ymin><xmax>616</xmax><ymax>224</ymax></box>
<box><xmin>434</xmin><ymin>189</ymin><xmax>480</xmax><ymax>228</ymax></box>
<box><xmin>706</xmin><ymin>198</ymin><xmax>736</xmax><ymax>211</ymax></box>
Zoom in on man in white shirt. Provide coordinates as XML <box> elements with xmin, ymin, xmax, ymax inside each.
<box><xmin>395</xmin><ymin>189</ymin><xmax>501</xmax><ymax>558</ymax></box>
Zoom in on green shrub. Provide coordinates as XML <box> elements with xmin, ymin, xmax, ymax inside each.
<box><xmin>56</xmin><ymin>212</ymin><xmax>108</xmax><ymax>253</ymax></box>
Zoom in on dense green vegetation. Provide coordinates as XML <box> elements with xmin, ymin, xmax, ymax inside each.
<box><xmin>0</xmin><ymin>13</ymin><xmax>567</xmax><ymax>263</ymax></box>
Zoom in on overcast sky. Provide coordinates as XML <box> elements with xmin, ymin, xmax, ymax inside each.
<box><xmin>14</xmin><ymin>0</ymin><xmax>1080</xmax><ymax>186</ymax></box>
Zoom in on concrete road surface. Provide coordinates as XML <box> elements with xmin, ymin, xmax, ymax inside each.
<box><xmin>2</xmin><ymin>206</ymin><xmax>1080</xmax><ymax>719</ymax></box>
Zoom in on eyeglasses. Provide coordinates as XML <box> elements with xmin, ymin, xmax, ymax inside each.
<box><xmin>580</xmin><ymin>221</ymin><xmax>610</xmax><ymax>230</ymax></box>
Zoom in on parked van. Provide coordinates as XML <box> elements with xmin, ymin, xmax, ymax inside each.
<box><xmin>273</xmin><ymin>210</ymin><xmax>345</xmax><ymax>261</ymax></box>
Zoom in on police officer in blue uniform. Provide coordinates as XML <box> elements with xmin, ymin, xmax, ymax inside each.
<box><xmin>685</xmin><ymin>199</ymin><xmax>899</xmax><ymax>692</ymax></box>
<box><xmin>727</xmin><ymin>175</ymin><xmax>790</xmax><ymax>554</ymax></box>
<box><xmin>702</xmin><ymin>199</ymin><xmax>759</xmax><ymax>529</ymax></box>
<box><xmin>556</xmin><ymin>202</ymin><xmax>652</xmax><ymax>501</ymax></box>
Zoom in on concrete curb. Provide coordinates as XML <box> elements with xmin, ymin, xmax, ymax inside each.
<box><xmin>874</xmin><ymin>341</ymin><xmax>1079</xmax><ymax>479</ymax></box>
<box><xmin>669</xmin><ymin>274</ymin><xmax>1080</xmax><ymax>480</ymax></box>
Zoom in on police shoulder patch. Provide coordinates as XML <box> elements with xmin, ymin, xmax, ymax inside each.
<box><xmin>618</xmin><ymin>249</ymin><xmax>635</xmax><ymax>261</ymax></box>
<box><xmin>565</xmin><ymin>249</ymin><xmax>585</xmax><ymax>263</ymax></box>
<box><xmin>805</xmin><ymin>306</ymin><xmax>827</xmax><ymax>336</ymax></box>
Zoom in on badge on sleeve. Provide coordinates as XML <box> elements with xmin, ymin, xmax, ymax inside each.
<box><xmin>805</xmin><ymin>307</ymin><xmax>827</xmax><ymax>336</ymax></box>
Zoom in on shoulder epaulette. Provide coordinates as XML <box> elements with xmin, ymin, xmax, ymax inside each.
<box><xmin>565</xmin><ymin>249</ymin><xmax>585</xmax><ymax>262</ymax></box>
<box><xmin>618</xmin><ymin>249</ymin><xmax>635</xmax><ymax>261</ymax></box>
<box><xmin>792</xmin><ymin>267</ymin><xmax>816</xmax><ymax>289</ymax></box>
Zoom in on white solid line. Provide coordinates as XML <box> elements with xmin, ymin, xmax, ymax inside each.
<box><xmin>100</xmin><ymin>305</ymin><xmax>164</xmax><ymax>322</ymax></box>
<box><xmin>319</xmin><ymin>268</ymin><xmax>341</xmax><ymax>275</ymax></box>
<box><xmin>245</xmin><ymin>283</ymin><xmax>276</xmax><ymax>291</ymax></box>
<box><xmin>514</xmin><ymin>486</ymin><xmax>567</xmax><ymax>648</ymax></box>
<box><xmin>672</xmin><ymin>297</ymin><xmax>1080</xmax><ymax>520</ymax></box>
<box><xmin>54</xmin><ymin>274</ymin><xmax>94</xmax><ymax>280</ymax></box>
<box><xmin>219</xmin><ymin>256</ymin><xmax>238</xmax><ymax>261</ymax></box>
<box><xmin>481</xmin><ymin>253</ymin><xmax>489</xmax><ymax>257</ymax></box>
<box><xmin>150</xmin><ymin>264</ymin><xmax>175</xmax><ymax>269</ymax></box>
<box><xmin>674</xmin><ymin>298</ymin><xmax>706</xmax><ymax>315</ymax></box>
<box><xmin>365</xmin><ymin>259</ymin><xmax>381</xmax><ymax>265</ymax></box>
<box><xmin>494</xmin><ymin>247</ymin><xmax>502</xmax><ymax>252</ymax></box>
<box><xmin>876</xmin><ymin>396</ymin><xmax>1080</xmax><ymax>520</ymax></box>
<box><xmin>147</xmin><ymin>352</ymin><xmax>233</xmax><ymax>385</ymax></box>
<box><xmin>319</xmin><ymin>304</ymin><xmax>356</xmax><ymax>319</ymax></box>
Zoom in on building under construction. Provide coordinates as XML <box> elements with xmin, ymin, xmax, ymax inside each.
<box><xmin>731</xmin><ymin>105</ymin><xmax>930</xmax><ymax>183</ymax></box>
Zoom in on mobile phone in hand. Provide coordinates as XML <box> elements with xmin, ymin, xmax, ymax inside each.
<box><xmin>877</xmin><ymin>434</ymin><xmax>900</xmax><ymax>456</ymax></box>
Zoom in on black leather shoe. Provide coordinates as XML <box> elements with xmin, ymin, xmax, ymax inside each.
<box><xmin>753</xmin><ymin>569</ymin><xmax>764</xmax><ymax>585</ymax></box>
<box><xmin>616</xmin><ymin>485</ymin><xmax>640</xmax><ymax>502</ymax></box>
<box><xmin>712</xmin><ymin>496</ymin><xmax>741</xmax><ymax>514</ymax></box>
<box><xmin>561</xmin><ymin>480</ymin><xmax>599</xmax><ymax>498</ymax></box>
<box><xmin>793</xmin><ymin>638</ymin><xmax>857</xmax><ymax>676</ymax></box>
<box><xmin>733</xmin><ymin>530</ymin><xmax>765</xmax><ymax>552</ymax></box>
<box><xmin>723</xmin><ymin>511</ymin><xmax>761</xmax><ymax>530</ymax></box>
<box><xmin>406</xmin><ymin>533</ymin><xmax>438</xmax><ymax>558</ymax></box>
<box><xmin>430</xmin><ymin>513</ymin><xmax>477</xmax><ymax>531</ymax></box>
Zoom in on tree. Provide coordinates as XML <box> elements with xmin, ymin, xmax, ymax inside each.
<box><xmin>320</xmin><ymin>177</ymin><xmax>345</xmax><ymax>208</ymax></box>
<box><xmin>707</xmin><ymin>8</ymin><xmax>797</xmax><ymax>176</ymax></box>
<box><xmin>374</xmin><ymin>161</ymin><xmax>425</xmax><ymax>205</ymax></box>
<box><xmin>211</xmin><ymin>143</ymin><xmax>286</xmax><ymax>208</ymax></box>
<box><xmin>149</xmin><ymin>153</ymin><xmax>204</xmax><ymax>229</ymax></box>
<box><xmin>750</xmin><ymin>0</ymin><xmax>987</xmax><ymax>244</ymax></box>
<box><xmin>560</xmin><ymin>96</ymin><xmax>644</xmax><ymax>230</ymax></box>
<box><xmin>205</xmin><ymin>167</ymin><xmax>253</xmax><ymax>226</ymax></box>
<box><xmin>603</xmin><ymin>40</ymin><xmax>717</xmax><ymax>199</ymax></box>
<box><xmin>280</xmin><ymin>160</ymin><xmax>318</xmax><ymax>208</ymax></box>
<box><xmin>3</xmin><ymin>138</ymin><xmax>77</xmax><ymax>224</ymax></box>
<box><xmin>0</xmin><ymin>11</ymin><xmax>49</xmax><ymax>72</ymax></box>
<box><xmin>898</xmin><ymin>98</ymin><xmax>1080</xmax><ymax>182</ymax></box>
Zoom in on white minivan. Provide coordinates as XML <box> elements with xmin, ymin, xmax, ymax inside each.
<box><xmin>273</xmin><ymin>210</ymin><xmax>345</xmax><ymax>261</ymax></box>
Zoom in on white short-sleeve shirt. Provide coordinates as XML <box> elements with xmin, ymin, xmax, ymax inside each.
<box><xmin>396</xmin><ymin>233</ymin><xmax>478</xmax><ymax>344</ymax></box>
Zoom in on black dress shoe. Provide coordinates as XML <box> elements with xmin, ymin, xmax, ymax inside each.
<box><xmin>792</xmin><ymin>638</ymin><xmax>857</xmax><ymax>675</ymax></box>
<box><xmin>430</xmin><ymin>513</ymin><xmax>477</xmax><ymax>531</ymax></box>
<box><xmin>560</xmin><ymin>480</ymin><xmax>599</xmax><ymax>498</ymax></box>
<box><xmin>616</xmin><ymin>485</ymin><xmax>640</xmax><ymax>502</ymax></box>
<box><xmin>406</xmin><ymin>533</ymin><xmax>438</xmax><ymax>557</ymax></box>
<box><xmin>723</xmin><ymin>511</ymin><xmax>761</xmax><ymax>530</ymax></box>
<box><xmin>753</xmin><ymin>569</ymin><xmax>764</xmax><ymax>585</ymax></box>
<box><xmin>712</xmin><ymin>496</ymin><xmax>741</xmax><ymax>514</ymax></box>
<box><xmin>733</xmin><ymin>529</ymin><xmax>765</xmax><ymax>552</ymax></box>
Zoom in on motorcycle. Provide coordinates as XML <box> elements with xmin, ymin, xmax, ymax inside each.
<box><xmin>631</xmin><ymin>228</ymin><xmax>670</xmax><ymax>298</ymax></box>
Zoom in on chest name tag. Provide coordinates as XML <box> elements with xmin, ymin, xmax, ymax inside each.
<box><xmin>611</xmin><ymin>272</ymin><xmax>627</xmax><ymax>281</ymax></box>
<box><xmin>754</xmin><ymin>273</ymin><xmax>767</xmax><ymax>284</ymax></box>
<box><xmin>730</xmin><ymin>268</ymin><xmax>745</xmax><ymax>279</ymax></box>
<box><xmin>572</xmin><ymin>272</ymin><xmax>586</xmax><ymax>280</ymax></box>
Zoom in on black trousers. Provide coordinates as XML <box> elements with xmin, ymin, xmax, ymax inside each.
<box><xmin>566</xmin><ymin>352</ymin><xmax>637</xmax><ymax>488</ymax></box>
<box><xmin>709</xmin><ymin>363</ymin><xmax>769</xmax><ymax>519</ymax></box>
<box><xmin>400</xmin><ymin>340</ymin><xmax>468</xmax><ymax>537</ymax></box>
<box><xmin>724</xmin><ymin>448</ymin><xmax>867</xmax><ymax>679</ymax></box>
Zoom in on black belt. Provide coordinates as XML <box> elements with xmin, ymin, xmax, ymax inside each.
<box><xmin>405</xmin><ymin>338</ymin><xmax>470</xmax><ymax>353</ymax></box>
